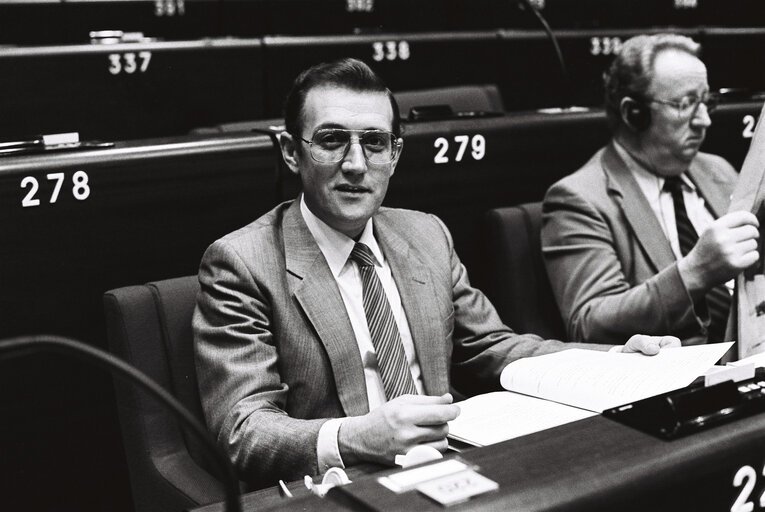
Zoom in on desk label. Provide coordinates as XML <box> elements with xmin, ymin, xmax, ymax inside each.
<box><xmin>416</xmin><ymin>469</ymin><xmax>498</xmax><ymax>506</ymax></box>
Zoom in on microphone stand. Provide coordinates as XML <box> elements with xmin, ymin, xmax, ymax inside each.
<box><xmin>0</xmin><ymin>335</ymin><xmax>242</xmax><ymax>512</ymax></box>
<box><xmin>516</xmin><ymin>0</ymin><xmax>573</xmax><ymax>109</ymax></box>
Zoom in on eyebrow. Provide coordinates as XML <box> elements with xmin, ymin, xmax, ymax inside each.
<box><xmin>312</xmin><ymin>123</ymin><xmax>391</xmax><ymax>132</ymax></box>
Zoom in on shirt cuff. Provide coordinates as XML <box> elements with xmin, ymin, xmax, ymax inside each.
<box><xmin>317</xmin><ymin>418</ymin><xmax>346</xmax><ymax>473</ymax></box>
<box><xmin>608</xmin><ymin>345</ymin><xmax>623</xmax><ymax>353</ymax></box>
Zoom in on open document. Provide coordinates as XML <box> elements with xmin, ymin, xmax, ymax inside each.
<box><xmin>728</xmin><ymin>102</ymin><xmax>765</xmax><ymax>359</ymax></box>
<box><xmin>449</xmin><ymin>343</ymin><xmax>733</xmax><ymax>447</ymax></box>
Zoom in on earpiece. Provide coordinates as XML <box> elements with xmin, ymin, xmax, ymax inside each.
<box><xmin>623</xmin><ymin>97</ymin><xmax>651</xmax><ymax>132</ymax></box>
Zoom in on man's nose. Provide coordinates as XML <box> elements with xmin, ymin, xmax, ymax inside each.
<box><xmin>342</xmin><ymin>139</ymin><xmax>367</xmax><ymax>172</ymax></box>
<box><xmin>691</xmin><ymin>102</ymin><xmax>712</xmax><ymax>128</ymax></box>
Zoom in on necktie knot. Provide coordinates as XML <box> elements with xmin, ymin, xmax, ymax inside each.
<box><xmin>663</xmin><ymin>175</ymin><xmax>684</xmax><ymax>195</ymax></box>
<box><xmin>350</xmin><ymin>242</ymin><xmax>377</xmax><ymax>268</ymax></box>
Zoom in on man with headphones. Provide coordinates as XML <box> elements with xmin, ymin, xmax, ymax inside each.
<box><xmin>540</xmin><ymin>33</ymin><xmax>759</xmax><ymax>352</ymax></box>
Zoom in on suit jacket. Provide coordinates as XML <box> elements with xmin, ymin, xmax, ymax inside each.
<box><xmin>541</xmin><ymin>141</ymin><xmax>737</xmax><ymax>345</ymax></box>
<box><xmin>193</xmin><ymin>199</ymin><xmax>600</xmax><ymax>488</ymax></box>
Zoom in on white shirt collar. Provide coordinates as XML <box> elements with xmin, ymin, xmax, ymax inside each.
<box><xmin>300</xmin><ymin>196</ymin><xmax>385</xmax><ymax>278</ymax></box>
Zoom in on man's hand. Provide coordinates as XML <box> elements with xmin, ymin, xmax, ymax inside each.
<box><xmin>678</xmin><ymin>211</ymin><xmax>759</xmax><ymax>294</ymax></box>
<box><xmin>338</xmin><ymin>393</ymin><xmax>460</xmax><ymax>466</ymax></box>
<box><xmin>618</xmin><ymin>334</ymin><xmax>681</xmax><ymax>355</ymax></box>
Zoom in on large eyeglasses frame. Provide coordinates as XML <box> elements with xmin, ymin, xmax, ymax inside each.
<box><xmin>647</xmin><ymin>91</ymin><xmax>720</xmax><ymax>121</ymax></box>
<box><xmin>298</xmin><ymin>128</ymin><xmax>402</xmax><ymax>164</ymax></box>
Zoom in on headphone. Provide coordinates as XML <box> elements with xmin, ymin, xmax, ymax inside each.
<box><xmin>623</xmin><ymin>96</ymin><xmax>651</xmax><ymax>132</ymax></box>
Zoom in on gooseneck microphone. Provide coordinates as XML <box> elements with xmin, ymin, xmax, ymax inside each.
<box><xmin>0</xmin><ymin>335</ymin><xmax>242</xmax><ymax>512</ymax></box>
<box><xmin>516</xmin><ymin>0</ymin><xmax>573</xmax><ymax>109</ymax></box>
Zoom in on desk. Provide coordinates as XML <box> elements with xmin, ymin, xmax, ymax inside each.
<box><xmin>198</xmin><ymin>412</ymin><xmax>765</xmax><ymax>511</ymax></box>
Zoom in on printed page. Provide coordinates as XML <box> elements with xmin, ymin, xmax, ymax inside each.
<box><xmin>729</xmin><ymin>102</ymin><xmax>765</xmax><ymax>358</ymax></box>
<box><xmin>499</xmin><ymin>343</ymin><xmax>733</xmax><ymax>412</ymax></box>
<box><xmin>729</xmin><ymin>350</ymin><xmax>765</xmax><ymax>368</ymax></box>
<box><xmin>448</xmin><ymin>391</ymin><xmax>596</xmax><ymax>447</ymax></box>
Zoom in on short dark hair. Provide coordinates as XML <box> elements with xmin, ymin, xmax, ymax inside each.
<box><xmin>603</xmin><ymin>33</ymin><xmax>701</xmax><ymax>129</ymax></box>
<box><xmin>283</xmin><ymin>58</ymin><xmax>401</xmax><ymax>139</ymax></box>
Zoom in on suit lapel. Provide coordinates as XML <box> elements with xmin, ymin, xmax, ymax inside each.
<box><xmin>689</xmin><ymin>159</ymin><xmax>731</xmax><ymax>218</ymax></box>
<box><xmin>602</xmin><ymin>143</ymin><xmax>677</xmax><ymax>272</ymax></box>
<box><xmin>375</xmin><ymin>214</ymin><xmax>449</xmax><ymax>396</ymax></box>
<box><xmin>283</xmin><ymin>200</ymin><xmax>369</xmax><ymax>416</ymax></box>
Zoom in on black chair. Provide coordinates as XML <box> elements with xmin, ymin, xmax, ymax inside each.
<box><xmin>483</xmin><ymin>203</ymin><xmax>567</xmax><ymax>341</ymax></box>
<box><xmin>103</xmin><ymin>276</ymin><xmax>224</xmax><ymax>512</ymax></box>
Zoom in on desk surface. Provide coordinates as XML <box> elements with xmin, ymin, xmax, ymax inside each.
<box><xmin>197</xmin><ymin>411</ymin><xmax>765</xmax><ymax>511</ymax></box>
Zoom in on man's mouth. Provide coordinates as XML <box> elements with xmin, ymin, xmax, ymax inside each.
<box><xmin>335</xmin><ymin>184</ymin><xmax>370</xmax><ymax>193</ymax></box>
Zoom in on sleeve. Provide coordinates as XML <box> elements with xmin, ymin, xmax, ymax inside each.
<box><xmin>192</xmin><ymin>239</ymin><xmax>329</xmax><ymax>488</ymax></box>
<box><xmin>541</xmin><ymin>182</ymin><xmax>700</xmax><ymax>345</ymax></box>
<box><xmin>426</xmin><ymin>215</ymin><xmax>606</xmax><ymax>397</ymax></box>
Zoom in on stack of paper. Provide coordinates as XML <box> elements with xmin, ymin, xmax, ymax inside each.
<box><xmin>448</xmin><ymin>343</ymin><xmax>733</xmax><ymax>447</ymax></box>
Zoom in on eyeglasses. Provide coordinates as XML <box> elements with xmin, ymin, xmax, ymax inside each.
<box><xmin>299</xmin><ymin>128</ymin><xmax>401</xmax><ymax>164</ymax></box>
<box><xmin>648</xmin><ymin>91</ymin><xmax>719</xmax><ymax>120</ymax></box>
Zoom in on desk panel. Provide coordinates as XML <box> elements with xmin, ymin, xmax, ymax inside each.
<box><xmin>228</xmin><ymin>0</ymin><xmax>518</xmax><ymax>36</ymax></box>
<box><xmin>195</xmin><ymin>412</ymin><xmax>765</xmax><ymax>511</ymax></box>
<box><xmin>0</xmin><ymin>1</ymin><xmax>69</xmax><ymax>45</ymax></box>
<box><xmin>500</xmin><ymin>28</ymin><xmax>705</xmax><ymax>110</ymax></box>
<box><xmin>516</xmin><ymin>0</ymin><xmax>764</xmax><ymax>29</ymax></box>
<box><xmin>0</xmin><ymin>38</ymin><xmax>263</xmax><ymax>141</ymax></box>
<box><xmin>335</xmin><ymin>413</ymin><xmax>765</xmax><ymax>511</ymax></box>
<box><xmin>701</xmin><ymin>28</ymin><xmax>765</xmax><ymax>96</ymax></box>
<box><xmin>386</xmin><ymin>111</ymin><xmax>609</xmax><ymax>277</ymax></box>
<box><xmin>0</xmin><ymin>133</ymin><xmax>277</xmax><ymax>511</ymax></box>
<box><xmin>261</xmin><ymin>31</ymin><xmax>506</xmax><ymax>117</ymax></box>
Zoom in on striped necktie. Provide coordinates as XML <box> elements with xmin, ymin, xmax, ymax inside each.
<box><xmin>664</xmin><ymin>176</ymin><xmax>731</xmax><ymax>342</ymax></box>
<box><xmin>350</xmin><ymin>242</ymin><xmax>418</xmax><ymax>400</ymax></box>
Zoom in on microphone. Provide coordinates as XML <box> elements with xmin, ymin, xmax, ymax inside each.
<box><xmin>516</xmin><ymin>0</ymin><xmax>573</xmax><ymax>109</ymax></box>
<box><xmin>0</xmin><ymin>335</ymin><xmax>242</xmax><ymax>512</ymax></box>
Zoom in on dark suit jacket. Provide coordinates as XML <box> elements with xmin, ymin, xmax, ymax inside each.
<box><xmin>541</xmin><ymin>142</ymin><xmax>737</xmax><ymax>345</ymax></box>
<box><xmin>193</xmin><ymin>199</ymin><xmax>599</xmax><ymax>488</ymax></box>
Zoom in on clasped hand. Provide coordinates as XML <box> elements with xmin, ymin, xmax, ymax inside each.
<box><xmin>338</xmin><ymin>393</ymin><xmax>459</xmax><ymax>466</ymax></box>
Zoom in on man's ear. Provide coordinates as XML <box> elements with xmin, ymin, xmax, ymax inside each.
<box><xmin>389</xmin><ymin>138</ymin><xmax>404</xmax><ymax>175</ymax></box>
<box><xmin>279</xmin><ymin>131</ymin><xmax>301</xmax><ymax>175</ymax></box>
<box><xmin>619</xmin><ymin>96</ymin><xmax>648</xmax><ymax>132</ymax></box>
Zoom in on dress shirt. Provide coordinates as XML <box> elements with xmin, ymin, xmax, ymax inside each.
<box><xmin>613</xmin><ymin>142</ymin><xmax>715</xmax><ymax>259</ymax></box>
<box><xmin>300</xmin><ymin>197</ymin><xmax>424</xmax><ymax>472</ymax></box>
<box><xmin>613</xmin><ymin>142</ymin><xmax>733</xmax><ymax>294</ymax></box>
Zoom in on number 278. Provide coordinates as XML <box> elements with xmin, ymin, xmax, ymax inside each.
<box><xmin>20</xmin><ymin>171</ymin><xmax>90</xmax><ymax>207</ymax></box>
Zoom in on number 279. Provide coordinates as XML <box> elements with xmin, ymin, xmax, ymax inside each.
<box><xmin>433</xmin><ymin>134</ymin><xmax>486</xmax><ymax>164</ymax></box>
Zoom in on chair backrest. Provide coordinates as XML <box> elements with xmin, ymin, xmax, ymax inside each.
<box><xmin>103</xmin><ymin>276</ymin><xmax>224</xmax><ymax>512</ymax></box>
<box><xmin>483</xmin><ymin>203</ymin><xmax>567</xmax><ymax>341</ymax></box>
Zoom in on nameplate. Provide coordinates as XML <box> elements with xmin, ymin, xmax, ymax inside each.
<box><xmin>416</xmin><ymin>468</ymin><xmax>498</xmax><ymax>506</ymax></box>
<box><xmin>378</xmin><ymin>459</ymin><xmax>468</xmax><ymax>493</ymax></box>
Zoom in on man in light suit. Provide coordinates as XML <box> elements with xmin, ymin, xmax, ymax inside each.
<box><xmin>194</xmin><ymin>58</ymin><xmax>678</xmax><ymax>489</ymax></box>
<box><xmin>542</xmin><ymin>34</ymin><xmax>759</xmax><ymax>347</ymax></box>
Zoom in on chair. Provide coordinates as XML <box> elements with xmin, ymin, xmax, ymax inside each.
<box><xmin>103</xmin><ymin>276</ymin><xmax>224</xmax><ymax>512</ymax></box>
<box><xmin>483</xmin><ymin>203</ymin><xmax>567</xmax><ymax>341</ymax></box>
